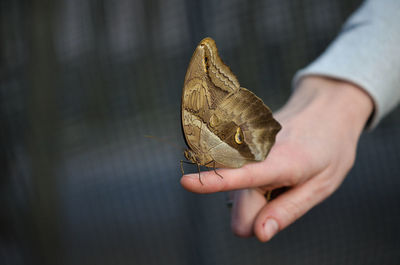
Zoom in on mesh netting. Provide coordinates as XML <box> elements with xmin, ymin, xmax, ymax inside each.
<box><xmin>1</xmin><ymin>0</ymin><xmax>399</xmax><ymax>264</ymax></box>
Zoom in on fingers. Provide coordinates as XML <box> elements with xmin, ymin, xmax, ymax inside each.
<box><xmin>230</xmin><ymin>189</ymin><xmax>266</xmax><ymax>237</ymax></box>
<box><xmin>252</xmin><ymin>172</ymin><xmax>338</xmax><ymax>242</ymax></box>
<box><xmin>180</xmin><ymin>145</ymin><xmax>302</xmax><ymax>193</ymax></box>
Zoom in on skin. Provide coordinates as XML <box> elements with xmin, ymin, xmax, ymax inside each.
<box><xmin>180</xmin><ymin>76</ymin><xmax>374</xmax><ymax>242</ymax></box>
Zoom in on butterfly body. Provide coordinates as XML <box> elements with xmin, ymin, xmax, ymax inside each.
<box><xmin>182</xmin><ymin>37</ymin><xmax>281</xmax><ymax>169</ymax></box>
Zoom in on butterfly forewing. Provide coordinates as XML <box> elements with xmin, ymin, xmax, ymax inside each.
<box><xmin>181</xmin><ymin>37</ymin><xmax>281</xmax><ymax>169</ymax></box>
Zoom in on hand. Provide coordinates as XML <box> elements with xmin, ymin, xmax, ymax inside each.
<box><xmin>180</xmin><ymin>76</ymin><xmax>373</xmax><ymax>242</ymax></box>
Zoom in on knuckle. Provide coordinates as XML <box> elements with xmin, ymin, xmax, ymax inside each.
<box><xmin>315</xmin><ymin>171</ymin><xmax>342</xmax><ymax>198</ymax></box>
<box><xmin>278</xmin><ymin>199</ymin><xmax>303</xmax><ymax>225</ymax></box>
<box><xmin>317</xmin><ymin>177</ymin><xmax>337</xmax><ymax>197</ymax></box>
<box><xmin>284</xmin><ymin>173</ymin><xmax>300</xmax><ymax>187</ymax></box>
<box><xmin>245</xmin><ymin>166</ymin><xmax>257</xmax><ymax>185</ymax></box>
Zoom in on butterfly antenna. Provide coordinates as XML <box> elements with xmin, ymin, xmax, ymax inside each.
<box><xmin>144</xmin><ymin>135</ymin><xmax>184</xmax><ymax>151</ymax></box>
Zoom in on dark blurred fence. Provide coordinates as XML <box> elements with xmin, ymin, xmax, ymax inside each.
<box><xmin>1</xmin><ymin>0</ymin><xmax>399</xmax><ymax>265</ymax></box>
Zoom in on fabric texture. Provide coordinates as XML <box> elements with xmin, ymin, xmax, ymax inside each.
<box><xmin>293</xmin><ymin>0</ymin><xmax>400</xmax><ymax>128</ymax></box>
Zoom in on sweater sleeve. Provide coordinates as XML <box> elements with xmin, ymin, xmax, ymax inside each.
<box><xmin>293</xmin><ymin>0</ymin><xmax>400</xmax><ymax>129</ymax></box>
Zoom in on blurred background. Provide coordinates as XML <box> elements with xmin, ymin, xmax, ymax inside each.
<box><xmin>1</xmin><ymin>0</ymin><xmax>399</xmax><ymax>264</ymax></box>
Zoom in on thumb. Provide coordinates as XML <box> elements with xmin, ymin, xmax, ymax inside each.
<box><xmin>253</xmin><ymin>173</ymin><xmax>337</xmax><ymax>242</ymax></box>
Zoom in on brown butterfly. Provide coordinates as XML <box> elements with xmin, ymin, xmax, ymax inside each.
<box><xmin>181</xmin><ymin>37</ymin><xmax>281</xmax><ymax>182</ymax></box>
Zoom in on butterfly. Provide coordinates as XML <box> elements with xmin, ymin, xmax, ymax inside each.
<box><xmin>181</xmin><ymin>37</ymin><xmax>281</xmax><ymax>182</ymax></box>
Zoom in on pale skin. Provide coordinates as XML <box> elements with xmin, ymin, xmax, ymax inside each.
<box><xmin>180</xmin><ymin>76</ymin><xmax>374</xmax><ymax>242</ymax></box>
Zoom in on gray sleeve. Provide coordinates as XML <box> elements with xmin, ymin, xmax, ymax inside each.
<box><xmin>293</xmin><ymin>0</ymin><xmax>400</xmax><ymax>129</ymax></box>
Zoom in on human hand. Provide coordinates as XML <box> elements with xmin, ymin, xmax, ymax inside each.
<box><xmin>180</xmin><ymin>76</ymin><xmax>373</xmax><ymax>242</ymax></box>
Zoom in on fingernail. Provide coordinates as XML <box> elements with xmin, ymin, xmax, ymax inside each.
<box><xmin>263</xmin><ymin>218</ymin><xmax>279</xmax><ymax>240</ymax></box>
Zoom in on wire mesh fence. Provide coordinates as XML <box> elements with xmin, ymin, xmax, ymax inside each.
<box><xmin>1</xmin><ymin>0</ymin><xmax>399</xmax><ymax>264</ymax></box>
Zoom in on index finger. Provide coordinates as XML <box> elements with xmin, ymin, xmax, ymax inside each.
<box><xmin>180</xmin><ymin>145</ymin><xmax>299</xmax><ymax>193</ymax></box>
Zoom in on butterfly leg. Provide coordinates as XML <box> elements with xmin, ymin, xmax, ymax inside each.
<box><xmin>265</xmin><ymin>190</ymin><xmax>272</xmax><ymax>202</ymax></box>
<box><xmin>204</xmin><ymin>160</ymin><xmax>223</xmax><ymax>179</ymax></box>
<box><xmin>180</xmin><ymin>160</ymin><xmax>198</xmax><ymax>175</ymax></box>
<box><xmin>180</xmin><ymin>160</ymin><xmax>185</xmax><ymax>175</ymax></box>
<box><xmin>197</xmin><ymin>164</ymin><xmax>203</xmax><ymax>185</ymax></box>
<box><xmin>213</xmin><ymin>161</ymin><xmax>223</xmax><ymax>179</ymax></box>
<box><xmin>180</xmin><ymin>160</ymin><xmax>204</xmax><ymax>185</ymax></box>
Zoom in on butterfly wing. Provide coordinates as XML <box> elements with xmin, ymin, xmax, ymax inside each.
<box><xmin>181</xmin><ymin>38</ymin><xmax>240</xmax><ymax>166</ymax></box>
<box><xmin>181</xmin><ymin>37</ymin><xmax>281</xmax><ymax>168</ymax></box>
<box><xmin>210</xmin><ymin>87</ymin><xmax>281</xmax><ymax>166</ymax></box>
